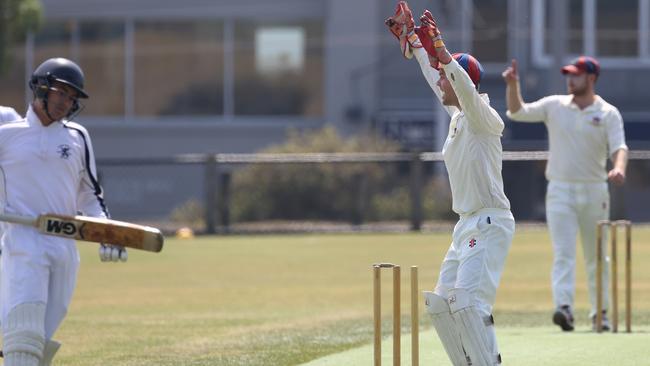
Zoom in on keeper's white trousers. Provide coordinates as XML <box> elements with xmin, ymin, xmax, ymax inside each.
<box><xmin>435</xmin><ymin>209</ymin><xmax>515</xmax><ymax>318</ymax></box>
<box><xmin>0</xmin><ymin>225</ymin><xmax>79</xmax><ymax>339</ymax></box>
<box><xmin>546</xmin><ymin>180</ymin><xmax>609</xmax><ymax>317</ymax></box>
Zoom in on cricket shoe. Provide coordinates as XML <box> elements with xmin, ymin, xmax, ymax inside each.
<box><xmin>591</xmin><ymin>311</ymin><xmax>611</xmax><ymax>332</ymax></box>
<box><xmin>552</xmin><ymin>305</ymin><xmax>575</xmax><ymax>331</ymax></box>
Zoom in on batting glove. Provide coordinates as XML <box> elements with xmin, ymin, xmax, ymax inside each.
<box><xmin>385</xmin><ymin>1</ymin><xmax>422</xmax><ymax>59</ymax></box>
<box><xmin>99</xmin><ymin>244</ymin><xmax>128</xmax><ymax>262</ymax></box>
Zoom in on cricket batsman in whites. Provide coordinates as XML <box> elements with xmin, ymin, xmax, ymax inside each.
<box><xmin>386</xmin><ymin>2</ymin><xmax>514</xmax><ymax>365</ymax></box>
<box><xmin>0</xmin><ymin>58</ymin><xmax>126</xmax><ymax>366</ymax></box>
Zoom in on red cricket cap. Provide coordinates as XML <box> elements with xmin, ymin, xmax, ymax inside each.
<box><xmin>561</xmin><ymin>56</ymin><xmax>600</xmax><ymax>76</ymax></box>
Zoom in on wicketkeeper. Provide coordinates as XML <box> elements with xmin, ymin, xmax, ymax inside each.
<box><xmin>386</xmin><ymin>2</ymin><xmax>515</xmax><ymax>365</ymax></box>
<box><xmin>0</xmin><ymin>58</ymin><xmax>126</xmax><ymax>366</ymax></box>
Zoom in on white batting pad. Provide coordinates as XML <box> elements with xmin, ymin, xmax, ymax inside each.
<box><xmin>3</xmin><ymin>302</ymin><xmax>46</xmax><ymax>366</ymax></box>
<box><xmin>424</xmin><ymin>291</ymin><xmax>470</xmax><ymax>366</ymax></box>
<box><xmin>448</xmin><ymin>288</ymin><xmax>500</xmax><ymax>366</ymax></box>
<box><xmin>39</xmin><ymin>340</ymin><xmax>61</xmax><ymax>366</ymax></box>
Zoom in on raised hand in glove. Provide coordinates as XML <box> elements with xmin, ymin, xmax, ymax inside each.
<box><xmin>384</xmin><ymin>1</ymin><xmax>422</xmax><ymax>59</ymax></box>
<box><xmin>415</xmin><ymin>10</ymin><xmax>452</xmax><ymax>68</ymax></box>
<box><xmin>99</xmin><ymin>243</ymin><xmax>128</xmax><ymax>262</ymax></box>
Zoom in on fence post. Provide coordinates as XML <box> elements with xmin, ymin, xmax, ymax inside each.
<box><xmin>410</xmin><ymin>153</ymin><xmax>423</xmax><ymax>231</ymax></box>
<box><xmin>204</xmin><ymin>154</ymin><xmax>217</xmax><ymax>234</ymax></box>
<box><xmin>218</xmin><ymin>171</ymin><xmax>232</xmax><ymax>233</ymax></box>
<box><xmin>352</xmin><ymin>171</ymin><xmax>367</xmax><ymax>226</ymax></box>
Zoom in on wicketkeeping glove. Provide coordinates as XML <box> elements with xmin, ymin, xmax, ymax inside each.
<box><xmin>415</xmin><ymin>10</ymin><xmax>445</xmax><ymax>68</ymax></box>
<box><xmin>99</xmin><ymin>243</ymin><xmax>128</xmax><ymax>262</ymax></box>
<box><xmin>385</xmin><ymin>1</ymin><xmax>422</xmax><ymax>59</ymax></box>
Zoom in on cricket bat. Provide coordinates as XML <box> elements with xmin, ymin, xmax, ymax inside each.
<box><xmin>0</xmin><ymin>212</ymin><xmax>164</xmax><ymax>252</ymax></box>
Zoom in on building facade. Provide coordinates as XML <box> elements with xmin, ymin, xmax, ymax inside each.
<box><xmin>1</xmin><ymin>0</ymin><xmax>648</xmax><ymax>220</ymax></box>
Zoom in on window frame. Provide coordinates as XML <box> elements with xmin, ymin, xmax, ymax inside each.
<box><xmin>532</xmin><ymin>0</ymin><xmax>650</xmax><ymax>68</ymax></box>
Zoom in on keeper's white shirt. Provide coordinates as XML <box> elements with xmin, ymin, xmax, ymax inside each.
<box><xmin>507</xmin><ymin>95</ymin><xmax>628</xmax><ymax>182</ymax></box>
<box><xmin>0</xmin><ymin>106</ymin><xmax>108</xmax><ymax>219</ymax></box>
<box><xmin>414</xmin><ymin>49</ymin><xmax>511</xmax><ymax>216</ymax></box>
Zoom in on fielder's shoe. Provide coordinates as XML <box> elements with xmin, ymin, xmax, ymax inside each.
<box><xmin>591</xmin><ymin>311</ymin><xmax>611</xmax><ymax>332</ymax></box>
<box><xmin>552</xmin><ymin>305</ymin><xmax>575</xmax><ymax>331</ymax></box>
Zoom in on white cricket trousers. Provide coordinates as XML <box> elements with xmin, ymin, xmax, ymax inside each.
<box><xmin>1</xmin><ymin>225</ymin><xmax>79</xmax><ymax>339</ymax></box>
<box><xmin>546</xmin><ymin>180</ymin><xmax>609</xmax><ymax>317</ymax></box>
<box><xmin>435</xmin><ymin>208</ymin><xmax>515</xmax><ymax>317</ymax></box>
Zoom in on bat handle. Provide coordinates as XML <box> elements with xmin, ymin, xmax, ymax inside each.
<box><xmin>0</xmin><ymin>212</ymin><xmax>38</xmax><ymax>227</ymax></box>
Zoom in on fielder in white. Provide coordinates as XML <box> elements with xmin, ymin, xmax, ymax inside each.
<box><xmin>0</xmin><ymin>106</ymin><xmax>22</xmax><ymax>319</ymax></box>
<box><xmin>0</xmin><ymin>58</ymin><xmax>127</xmax><ymax>366</ymax></box>
<box><xmin>0</xmin><ymin>106</ymin><xmax>21</xmax><ymax>124</ymax></box>
<box><xmin>503</xmin><ymin>57</ymin><xmax>628</xmax><ymax>332</ymax></box>
<box><xmin>387</xmin><ymin>3</ymin><xmax>514</xmax><ymax>365</ymax></box>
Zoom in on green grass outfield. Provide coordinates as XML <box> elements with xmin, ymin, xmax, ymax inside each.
<box><xmin>47</xmin><ymin>226</ymin><xmax>649</xmax><ymax>365</ymax></box>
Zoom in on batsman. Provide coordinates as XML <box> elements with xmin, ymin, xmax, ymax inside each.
<box><xmin>386</xmin><ymin>3</ymin><xmax>514</xmax><ymax>365</ymax></box>
<box><xmin>0</xmin><ymin>58</ymin><xmax>126</xmax><ymax>366</ymax></box>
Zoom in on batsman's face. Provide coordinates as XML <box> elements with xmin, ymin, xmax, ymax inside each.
<box><xmin>45</xmin><ymin>82</ymin><xmax>78</xmax><ymax>121</ymax></box>
<box><xmin>436</xmin><ymin>69</ymin><xmax>459</xmax><ymax>107</ymax></box>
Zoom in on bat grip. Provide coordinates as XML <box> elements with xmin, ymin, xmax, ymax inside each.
<box><xmin>0</xmin><ymin>213</ymin><xmax>38</xmax><ymax>227</ymax></box>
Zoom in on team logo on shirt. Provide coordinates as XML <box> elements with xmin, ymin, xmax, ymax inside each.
<box><xmin>469</xmin><ymin>238</ymin><xmax>477</xmax><ymax>248</ymax></box>
<box><xmin>590</xmin><ymin>116</ymin><xmax>602</xmax><ymax>126</ymax></box>
<box><xmin>57</xmin><ymin>144</ymin><xmax>71</xmax><ymax>159</ymax></box>
<box><xmin>448</xmin><ymin>294</ymin><xmax>456</xmax><ymax>305</ymax></box>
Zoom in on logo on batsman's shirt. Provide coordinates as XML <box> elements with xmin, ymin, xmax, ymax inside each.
<box><xmin>57</xmin><ymin>144</ymin><xmax>71</xmax><ymax>159</ymax></box>
<box><xmin>469</xmin><ymin>238</ymin><xmax>477</xmax><ymax>248</ymax></box>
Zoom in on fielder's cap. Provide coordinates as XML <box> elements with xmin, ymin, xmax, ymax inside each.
<box><xmin>561</xmin><ymin>56</ymin><xmax>600</xmax><ymax>76</ymax></box>
<box><xmin>453</xmin><ymin>53</ymin><xmax>484</xmax><ymax>88</ymax></box>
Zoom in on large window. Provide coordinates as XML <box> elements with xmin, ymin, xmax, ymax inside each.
<box><xmin>534</xmin><ymin>0</ymin><xmax>648</xmax><ymax>66</ymax></box>
<box><xmin>472</xmin><ymin>0</ymin><xmax>508</xmax><ymax>63</ymax></box>
<box><xmin>543</xmin><ymin>0</ymin><xmax>584</xmax><ymax>55</ymax></box>
<box><xmin>34</xmin><ymin>21</ymin><xmax>73</xmax><ymax>62</ymax></box>
<box><xmin>596</xmin><ymin>0</ymin><xmax>638</xmax><ymax>56</ymax></box>
<box><xmin>234</xmin><ymin>21</ymin><xmax>323</xmax><ymax>116</ymax></box>
<box><xmin>0</xmin><ymin>45</ymin><xmax>27</xmax><ymax>115</ymax></box>
<box><xmin>0</xmin><ymin>21</ymin><xmax>74</xmax><ymax>116</ymax></box>
<box><xmin>30</xmin><ymin>20</ymin><xmax>126</xmax><ymax>116</ymax></box>
<box><xmin>79</xmin><ymin>21</ymin><xmax>125</xmax><ymax>115</ymax></box>
<box><xmin>134</xmin><ymin>21</ymin><xmax>224</xmax><ymax>116</ymax></box>
<box><xmin>7</xmin><ymin>17</ymin><xmax>324</xmax><ymax>120</ymax></box>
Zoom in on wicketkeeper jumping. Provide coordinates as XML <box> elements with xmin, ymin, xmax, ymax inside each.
<box><xmin>386</xmin><ymin>2</ymin><xmax>515</xmax><ymax>365</ymax></box>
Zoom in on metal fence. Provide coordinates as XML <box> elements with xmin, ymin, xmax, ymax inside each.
<box><xmin>97</xmin><ymin>150</ymin><xmax>650</xmax><ymax>234</ymax></box>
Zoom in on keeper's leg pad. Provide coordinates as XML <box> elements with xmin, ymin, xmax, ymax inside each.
<box><xmin>424</xmin><ymin>291</ymin><xmax>470</xmax><ymax>366</ymax></box>
<box><xmin>3</xmin><ymin>302</ymin><xmax>46</xmax><ymax>366</ymax></box>
<box><xmin>448</xmin><ymin>288</ymin><xmax>501</xmax><ymax>366</ymax></box>
<box><xmin>39</xmin><ymin>340</ymin><xmax>61</xmax><ymax>366</ymax></box>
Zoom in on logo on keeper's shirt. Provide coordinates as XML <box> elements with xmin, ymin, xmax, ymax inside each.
<box><xmin>469</xmin><ymin>238</ymin><xmax>477</xmax><ymax>248</ymax></box>
<box><xmin>57</xmin><ymin>144</ymin><xmax>71</xmax><ymax>159</ymax></box>
<box><xmin>448</xmin><ymin>294</ymin><xmax>456</xmax><ymax>305</ymax></box>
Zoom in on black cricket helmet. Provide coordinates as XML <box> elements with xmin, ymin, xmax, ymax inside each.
<box><xmin>29</xmin><ymin>58</ymin><xmax>88</xmax><ymax>119</ymax></box>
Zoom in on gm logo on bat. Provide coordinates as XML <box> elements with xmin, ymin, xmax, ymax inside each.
<box><xmin>46</xmin><ymin>219</ymin><xmax>79</xmax><ymax>237</ymax></box>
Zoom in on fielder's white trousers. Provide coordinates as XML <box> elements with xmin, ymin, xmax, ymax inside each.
<box><xmin>546</xmin><ymin>180</ymin><xmax>609</xmax><ymax>317</ymax></box>
<box><xmin>435</xmin><ymin>208</ymin><xmax>515</xmax><ymax>317</ymax></box>
<box><xmin>0</xmin><ymin>225</ymin><xmax>79</xmax><ymax>339</ymax></box>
